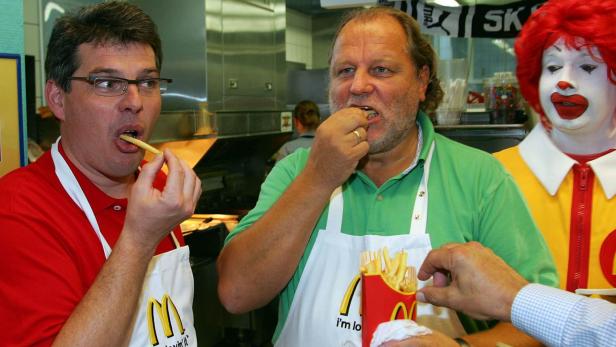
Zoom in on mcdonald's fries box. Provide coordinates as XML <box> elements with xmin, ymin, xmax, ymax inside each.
<box><xmin>361</xmin><ymin>274</ymin><xmax>417</xmax><ymax>347</ymax></box>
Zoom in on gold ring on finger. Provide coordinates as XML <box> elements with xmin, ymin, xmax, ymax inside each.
<box><xmin>352</xmin><ymin>129</ymin><xmax>361</xmax><ymax>144</ymax></box>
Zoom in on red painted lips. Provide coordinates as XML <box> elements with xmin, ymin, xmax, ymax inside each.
<box><xmin>550</xmin><ymin>93</ymin><xmax>589</xmax><ymax>120</ymax></box>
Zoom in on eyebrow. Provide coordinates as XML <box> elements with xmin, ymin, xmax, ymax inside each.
<box><xmin>544</xmin><ymin>46</ymin><xmax>594</xmax><ymax>60</ymax></box>
<box><xmin>332</xmin><ymin>56</ymin><xmax>399</xmax><ymax>67</ymax></box>
<box><xmin>88</xmin><ymin>67</ymin><xmax>160</xmax><ymax>76</ymax></box>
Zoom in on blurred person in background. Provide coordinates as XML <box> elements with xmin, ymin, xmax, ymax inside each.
<box><xmin>275</xmin><ymin>99</ymin><xmax>321</xmax><ymax>161</ymax></box>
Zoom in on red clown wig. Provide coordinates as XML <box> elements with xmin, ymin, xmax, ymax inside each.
<box><xmin>515</xmin><ymin>0</ymin><xmax>616</xmax><ymax>119</ymax></box>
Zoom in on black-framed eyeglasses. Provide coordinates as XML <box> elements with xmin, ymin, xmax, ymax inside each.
<box><xmin>68</xmin><ymin>76</ymin><xmax>172</xmax><ymax>97</ymax></box>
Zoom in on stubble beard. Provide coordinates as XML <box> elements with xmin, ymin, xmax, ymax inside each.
<box><xmin>329</xmin><ymin>95</ymin><xmax>418</xmax><ymax>155</ymax></box>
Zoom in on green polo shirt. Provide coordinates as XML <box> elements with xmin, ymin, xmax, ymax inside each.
<box><xmin>225</xmin><ymin>112</ymin><xmax>558</xmax><ymax>340</ymax></box>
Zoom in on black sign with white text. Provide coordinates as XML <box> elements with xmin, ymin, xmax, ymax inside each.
<box><xmin>385</xmin><ymin>0</ymin><xmax>545</xmax><ymax>38</ymax></box>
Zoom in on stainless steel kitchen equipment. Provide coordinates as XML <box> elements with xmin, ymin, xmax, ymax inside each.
<box><xmin>131</xmin><ymin>0</ymin><xmax>289</xmax><ymax>141</ymax></box>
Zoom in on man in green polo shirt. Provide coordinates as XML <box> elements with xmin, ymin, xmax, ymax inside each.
<box><xmin>217</xmin><ymin>6</ymin><xmax>557</xmax><ymax>346</ymax></box>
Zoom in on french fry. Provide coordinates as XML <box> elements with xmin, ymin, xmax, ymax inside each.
<box><xmin>400</xmin><ymin>266</ymin><xmax>417</xmax><ymax>293</ymax></box>
<box><xmin>390</xmin><ymin>252</ymin><xmax>401</xmax><ymax>277</ymax></box>
<box><xmin>383</xmin><ymin>247</ymin><xmax>393</xmax><ymax>273</ymax></box>
<box><xmin>360</xmin><ymin>251</ymin><xmax>371</xmax><ymax>273</ymax></box>
<box><xmin>360</xmin><ymin>248</ymin><xmax>417</xmax><ymax>293</ymax></box>
<box><xmin>394</xmin><ymin>251</ymin><xmax>408</xmax><ymax>289</ymax></box>
<box><xmin>374</xmin><ymin>251</ymin><xmax>382</xmax><ymax>274</ymax></box>
<box><xmin>119</xmin><ymin>134</ymin><xmax>161</xmax><ymax>155</ymax></box>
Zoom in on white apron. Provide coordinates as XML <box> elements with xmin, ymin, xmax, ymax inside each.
<box><xmin>275</xmin><ymin>143</ymin><xmax>465</xmax><ymax>346</ymax></box>
<box><xmin>51</xmin><ymin>139</ymin><xmax>197</xmax><ymax>347</ymax></box>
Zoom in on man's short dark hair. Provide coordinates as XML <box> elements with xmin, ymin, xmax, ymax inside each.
<box><xmin>329</xmin><ymin>6</ymin><xmax>444</xmax><ymax>113</ymax></box>
<box><xmin>45</xmin><ymin>1</ymin><xmax>162</xmax><ymax>92</ymax></box>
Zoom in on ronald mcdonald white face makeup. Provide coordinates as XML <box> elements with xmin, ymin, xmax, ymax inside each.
<box><xmin>539</xmin><ymin>38</ymin><xmax>616</xmax><ymax>139</ymax></box>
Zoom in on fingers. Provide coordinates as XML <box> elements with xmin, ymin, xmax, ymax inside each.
<box><xmin>417</xmin><ymin>285</ymin><xmax>454</xmax><ymax>307</ymax></box>
<box><xmin>123</xmin><ymin>150</ymin><xmax>201</xmax><ymax>251</ymax></box>
<box><xmin>178</xmin><ymin>157</ymin><xmax>195</xmax><ymax>204</ymax></box>
<box><xmin>341</xmin><ymin>107</ymin><xmax>369</xmax><ymax>130</ymax></box>
<box><xmin>349</xmin><ymin>127</ymin><xmax>367</xmax><ymax>146</ymax></box>
<box><xmin>318</xmin><ymin>107</ymin><xmax>369</xmax><ymax>146</ymax></box>
<box><xmin>417</xmin><ymin>247</ymin><xmax>450</xmax><ymax>280</ymax></box>
<box><xmin>161</xmin><ymin>149</ymin><xmax>184</xmax><ymax>198</ymax></box>
<box><xmin>164</xmin><ymin>150</ymin><xmax>201</xmax><ymax>216</ymax></box>
<box><xmin>135</xmin><ymin>153</ymin><xmax>165</xmax><ymax>191</ymax></box>
<box><xmin>303</xmin><ymin>106</ymin><xmax>373</xmax><ymax>189</ymax></box>
<box><xmin>432</xmin><ymin>271</ymin><xmax>449</xmax><ymax>287</ymax></box>
<box><xmin>417</xmin><ymin>242</ymin><xmax>464</xmax><ymax>280</ymax></box>
<box><xmin>327</xmin><ymin>107</ymin><xmax>368</xmax><ymax>132</ymax></box>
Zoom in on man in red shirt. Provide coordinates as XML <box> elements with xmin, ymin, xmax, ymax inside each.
<box><xmin>0</xmin><ymin>2</ymin><xmax>201</xmax><ymax>346</ymax></box>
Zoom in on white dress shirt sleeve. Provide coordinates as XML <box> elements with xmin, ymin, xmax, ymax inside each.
<box><xmin>511</xmin><ymin>283</ymin><xmax>616</xmax><ymax>347</ymax></box>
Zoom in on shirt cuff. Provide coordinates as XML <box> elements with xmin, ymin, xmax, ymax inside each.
<box><xmin>511</xmin><ymin>283</ymin><xmax>582</xmax><ymax>346</ymax></box>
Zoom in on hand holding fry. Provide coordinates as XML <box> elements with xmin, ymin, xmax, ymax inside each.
<box><xmin>303</xmin><ymin>108</ymin><xmax>369</xmax><ymax>191</ymax></box>
<box><xmin>123</xmin><ymin>150</ymin><xmax>202</xmax><ymax>251</ymax></box>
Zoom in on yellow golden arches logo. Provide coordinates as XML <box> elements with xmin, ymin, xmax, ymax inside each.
<box><xmin>339</xmin><ymin>274</ymin><xmax>361</xmax><ymax>316</ymax></box>
<box><xmin>389</xmin><ymin>301</ymin><xmax>417</xmax><ymax>320</ymax></box>
<box><xmin>147</xmin><ymin>294</ymin><xmax>185</xmax><ymax>346</ymax></box>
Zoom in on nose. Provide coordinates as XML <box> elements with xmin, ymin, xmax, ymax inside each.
<box><xmin>120</xmin><ymin>84</ymin><xmax>144</xmax><ymax>113</ymax></box>
<box><xmin>349</xmin><ymin>70</ymin><xmax>374</xmax><ymax>96</ymax></box>
<box><xmin>557</xmin><ymin>81</ymin><xmax>574</xmax><ymax>90</ymax></box>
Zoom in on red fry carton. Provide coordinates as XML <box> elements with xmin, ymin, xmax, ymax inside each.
<box><xmin>361</xmin><ymin>273</ymin><xmax>417</xmax><ymax>347</ymax></box>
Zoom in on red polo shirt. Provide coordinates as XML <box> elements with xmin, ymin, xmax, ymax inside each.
<box><xmin>0</xmin><ymin>145</ymin><xmax>185</xmax><ymax>347</ymax></box>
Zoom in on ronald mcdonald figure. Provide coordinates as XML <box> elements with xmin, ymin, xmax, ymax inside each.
<box><xmin>494</xmin><ymin>0</ymin><xmax>616</xmax><ymax>292</ymax></box>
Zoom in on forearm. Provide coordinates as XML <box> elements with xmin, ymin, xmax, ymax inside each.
<box><xmin>512</xmin><ymin>283</ymin><xmax>616</xmax><ymax>347</ymax></box>
<box><xmin>52</xmin><ymin>233</ymin><xmax>155</xmax><ymax>347</ymax></box>
<box><xmin>217</xmin><ymin>169</ymin><xmax>334</xmax><ymax>313</ymax></box>
<box><xmin>462</xmin><ymin>322</ymin><xmax>542</xmax><ymax>347</ymax></box>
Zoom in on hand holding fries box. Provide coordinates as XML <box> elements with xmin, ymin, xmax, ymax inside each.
<box><xmin>360</xmin><ymin>248</ymin><xmax>417</xmax><ymax>347</ymax></box>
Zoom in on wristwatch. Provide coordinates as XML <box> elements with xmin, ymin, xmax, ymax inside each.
<box><xmin>454</xmin><ymin>337</ymin><xmax>471</xmax><ymax>347</ymax></box>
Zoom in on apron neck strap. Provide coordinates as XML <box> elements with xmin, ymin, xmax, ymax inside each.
<box><xmin>51</xmin><ymin>137</ymin><xmax>113</xmax><ymax>258</ymax></box>
<box><xmin>325</xmin><ymin>187</ymin><xmax>344</xmax><ymax>232</ymax></box>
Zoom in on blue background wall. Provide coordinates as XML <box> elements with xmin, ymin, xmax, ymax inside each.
<box><xmin>0</xmin><ymin>0</ymin><xmax>26</xmax><ymax>166</ymax></box>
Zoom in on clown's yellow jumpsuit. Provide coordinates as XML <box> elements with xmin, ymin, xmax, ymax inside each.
<box><xmin>495</xmin><ymin>124</ymin><xmax>616</xmax><ymax>291</ymax></box>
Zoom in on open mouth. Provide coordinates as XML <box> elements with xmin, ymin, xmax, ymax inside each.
<box><xmin>122</xmin><ymin>129</ymin><xmax>139</xmax><ymax>138</ymax></box>
<box><xmin>550</xmin><ymin>93</ymin><xmax>588</xmax><ymax>120</ymax></box>
<box><xmin>116</xmin><ymin>126</ymin><xmax>146</xmax><ymax>153</ymax></box>
<box><xmin>357</xmin><ymin>106</ymin><xmax>380</xmax><ymax>124</ymax></box>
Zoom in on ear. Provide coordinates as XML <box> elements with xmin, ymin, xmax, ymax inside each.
<box><xmin>417</xmin><ymin>65</ymin><xmax>430</xmax><ymax>102</ymax></box>
<box><xmin>45</xmin><ymin>80</ymin><xmax>66</xmax><ymax>121</ymax></box>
